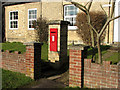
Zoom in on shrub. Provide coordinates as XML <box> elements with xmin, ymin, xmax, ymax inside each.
<box><xmin>76</xmin><ymin>11</ymin><xmax>107</xmax><ymax>46</ymax></box>
<box><xmin>33</xmin><ymin>17</ymin><xmax>48</xmax><ymax>43</ymax></box>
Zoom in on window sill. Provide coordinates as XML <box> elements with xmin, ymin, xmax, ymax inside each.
<box><xmin>9</xmin><ymin>28</ymin><xmax>18</xmax><ymax>30</ymax></box>
<box><xmin>68</xmin><ymin>26</ymin><xmax>78</xmax><ymax>30</ymax></box>
<box><xmin>28</xmin><ymin>28</ymin><xmax>35</xmax><ymax>30</ymax></box>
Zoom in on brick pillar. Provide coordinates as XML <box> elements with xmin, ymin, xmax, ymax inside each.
<box><xmin>69</xmin><ymin>45</ymin><xmax>85</xmax><ymax>88</ymax></box>
<box><xmin>25</xmin><ymin>42</ymin><xmax>43</xmax><ymax>80</ymax></box>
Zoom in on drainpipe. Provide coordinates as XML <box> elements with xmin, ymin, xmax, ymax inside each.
<box><xmin>0</xmin><ymin>1</ymin><xmax>2</xmax><ymax>43</ymax></box>
<box><xmin>40</xmin><ymin>0</ymin><xmax>42</xmax><ymax>18</ymax></box>
<box><xmin>107</xmin><ymin>0</ymin><xmax>111</xmax><ymax>44</ymax></box>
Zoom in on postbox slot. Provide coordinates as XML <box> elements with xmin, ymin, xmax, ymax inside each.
<box><xmin>51</xmin><ymin>32</ymin><xmax>56</xmax><ymax>33</ymax></box>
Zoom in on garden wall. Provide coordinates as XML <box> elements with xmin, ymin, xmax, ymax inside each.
<box><xmin>84</xmin><ymin>59</ymin><xmax>120</xmax><ymax>88</ymax></box>
<box><xmin>69</xmin><ymin>45</ymin><xmax>120</xmax><ymax>89</ymax></box>
<box><xmin>1</xmin><ymin>42</ymin><xmax>43</xmax><ymax>80</ymax></box>
<box><xmin>1</xmin><ymin>50</ymin><xmax>26</xmax><ymax>74</ymax></box>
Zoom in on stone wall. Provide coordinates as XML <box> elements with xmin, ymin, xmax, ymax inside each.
<box><xmin>69</xmin><ymin>45</ymin><xmax>120</xmax><ymax>88</ymax></box>
<box><xmin>5</xmin><ymin>2</ymin><xmax>41</xmax><ymax>43</ymax></box>
<box><xmin>1</xmin><ymin>42</ymin><xmax>43</xmax><ymax>79</ymax></box>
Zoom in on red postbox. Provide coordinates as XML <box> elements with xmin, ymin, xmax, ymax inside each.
<box><xmin>50</xmin><ymin>28</ymin><xmax>58</xmax><ymax>51</ymax></box>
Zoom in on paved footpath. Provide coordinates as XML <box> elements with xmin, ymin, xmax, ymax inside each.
<box><xmin>19</xmin><ymin>75</ymin><xmax>66</xmax><ymax>89</ymax></box>
<box><xmin>31</xmin><ymin>78</ymin><xmax>66</xmax><ymax>88</ymax></box>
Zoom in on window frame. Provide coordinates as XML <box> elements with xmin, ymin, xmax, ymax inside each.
<box><xmin>9</xmin><ymin>10</ymin><xmax>18</xmax><ymax>30</ymax></box>
<box><xmin>64</xmin><ymin>4</ymin><xmax>79</xmax><ymax>30</ymax></box>
<box><xmin>28</xmin><ymin>8</ymin><xmax>37</xmax><ymax>30</ymax></box>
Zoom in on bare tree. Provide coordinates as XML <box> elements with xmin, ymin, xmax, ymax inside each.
<box><xmin>72</xmin><ymin>0</ymin><xmax>120</xmax><ymax>64</ymax></box>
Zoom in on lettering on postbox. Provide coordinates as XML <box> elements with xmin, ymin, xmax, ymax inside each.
<box><xmin>50</xmin><ymin>28</ymin><xmax>58</xmax><ymax>51</ymax></box>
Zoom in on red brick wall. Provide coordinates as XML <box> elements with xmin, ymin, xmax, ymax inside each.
<box><xmin>84</xmin><ymin>59</ymin><xmax>119</xmax><ymax>88</ymax></box>
<box><xmin>69</xmin><ymin>46</ymin><xmax>120</xmax><ymax>89</ymax></box>
<box><xmin>1</xmin><ymin>50</ymin><xmax>26</xmax><ymax>74</ymax></box>
<box><xmin>1</xmin><ymin>42</ymin><xmax>42</xmax><ymax>79</ymax></box>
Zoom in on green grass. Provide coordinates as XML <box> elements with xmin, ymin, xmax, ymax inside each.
<box><xmin>2</xmin><ymin>42</ymin><xmax>26</xmax><ymax>53</ymax></box>
<box><xmin>41</xmin><ymin>43</ymin><xmax>48</xmax><ymax>61</ymax></box>
<box><xmin>105</xmin><ymin>52</ymin><xmax>119</xmax><ymax>64</ymax></box>
<box><xmin>2</xmin><ymin>69</ymin><xmax>33</xmax><ymax>88</ymax></box>
<box><xmin>86</xmin><ymin>45</ymin><xmax>110</xmax><ymax>59</ymax></box>
<box><xmin>86</xmin><ymin>45</ymin><xmax>120</xmax><ymax>64</ymax></box>
<box><xmin>2</xmin><ymin>42</ymin><xmax>48</xmax><ymax>61</ymax></box>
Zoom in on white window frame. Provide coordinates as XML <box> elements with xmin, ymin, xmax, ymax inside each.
<box><xmin>9</xmin><ymin>10</ymin><xmax>18</xmax><ymax>30</ymax></box>
<box><xmin>64</xmin><ymin>4</ymin><xmax>79</xmax><ymax>30</ymax></box>
<box><xmin>28</xmin><ymin>8</ymin><xmax>37</xmax><ymax>30</ymax></box>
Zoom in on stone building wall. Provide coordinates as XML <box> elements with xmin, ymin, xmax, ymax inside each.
<box><xmin>5</xmin><ymin>1</ymin><xmax>114</xmax><ymax>44</ymax></box>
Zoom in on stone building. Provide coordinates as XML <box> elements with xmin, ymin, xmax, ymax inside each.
<box><xmin>3</xmin><ymin>0</ymin><xmax>120</xmax><ymax>45</ymax></box>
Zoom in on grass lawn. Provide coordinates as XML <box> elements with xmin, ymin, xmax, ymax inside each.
<box><xmin>105</xmin><ymin>52</ymin><xmax>119</xmax><ymax>64</ymax></box>
<box><xmin>41</xmin><ymin>43</ymin><xmax>48</xmax><ymax>61</ymax></box>
<box><xmin>86</xmin><ymin>45</ymin><xmax>120</xmax><ymax>64</ymax></box>
<box><xmin>2</xmin><ymin>42</ymin><xmax>26</xmax><ymax>53</ymax></box>
<box><xmin>2</xmin><ymin>69</ymin><xmax>33</xmax><ymax>88</ymax></box>
<box><xmin>2</xmin><ymin>42</ymin><xmax>48</xmax><ymax>60</ymax></box>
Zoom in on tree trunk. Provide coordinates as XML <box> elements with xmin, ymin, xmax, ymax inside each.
<box><xmin>90</xmin><ymin>29</ymin><xmax>96</xmax><ymax>62</ymax></box>
<box><xmin>97</xmin><ymin>36</ymin><xmax>102</xmax><ymax>64</ymax></box>
<box><xmin>90</xmin><ymin>29</ymin><xmax>95</xmax><ymax>47</ymax></box>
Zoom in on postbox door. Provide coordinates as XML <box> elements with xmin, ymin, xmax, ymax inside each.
<box><xmin>50</xmin><ymin>28</ymin><xmax>58</xmax><ymax>51</ymax></box>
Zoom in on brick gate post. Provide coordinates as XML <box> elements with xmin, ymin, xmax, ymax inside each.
<box><xmin>24</xmin><ymin>42</ymin><xmax>43</xmax><ymax>80</ymax></box>
<box><xmin>69</xmin><ymin>45</ymin><xmax>86</xmax><ymax>88</ymax></box>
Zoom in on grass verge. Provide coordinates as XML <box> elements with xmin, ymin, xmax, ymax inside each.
<box><xmin>2</xmin><ymin>69</ymin><xmax>33</xmax><ymax>88</ymax></box>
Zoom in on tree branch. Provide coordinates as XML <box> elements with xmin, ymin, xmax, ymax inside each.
<box><xmin>100</xmin><ymin>15</ymin><xmax>120</xmax><ymax>37</ymax></box>
<box><xmin>85</xmin><ymin>2</ymin><xmax>89</xmax><ymax>7</ymax></box>
<box><xmin>88</xmin><ymin>23</ymin><xmax>98</xmax><ymax>35</ymax></box>
<box><xmin>87</xmin><ymin>0</ymin><xmax>93</xmax><ymax>12</ymax></box>
<box><xmin>71</xmin><ymin>2</ymin><xmax>87</xmax><ymax>14</ymax></box>
<box><xmin>99</xmin><ymin>18</ymin><xmax>111</xmax><ymax>37</ymax></box>
<box><xmin>110</xmin><ymin>0</ymin><xmax>115</xmax><ymax>18</ymax></box>
<box><xmin>72</xmin><ymin>1</ymin><xmax>99</xmax><ymax>36</ymax></box>
<box><xmin>100</xmin><ymin>4</ymin><xmax>107</xmax><ymax>16</ymax></box>
<box><xmin>110</xmin><ymin>15</ymin><xmax>120</xmax><ymax>21</ymax></box>
<box><xmin>108</xmin><ymin>0</ymin><xmax>111</xmax><ymax>17</ymax></box>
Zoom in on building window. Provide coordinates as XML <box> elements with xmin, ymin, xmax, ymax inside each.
<box><xmin>64</xmin><ymin>5</ymin><xmax>78</xmax><ymax>30</ymax></box>
<box><xmin>9</xmin><ymin>11</ymin><xmax>18</xmax><ymax>29</ymax></box>
<box><xmin>28</xmin><ymin>8</ymin><xmax>37</xmax><ymax>30</ymax></box>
